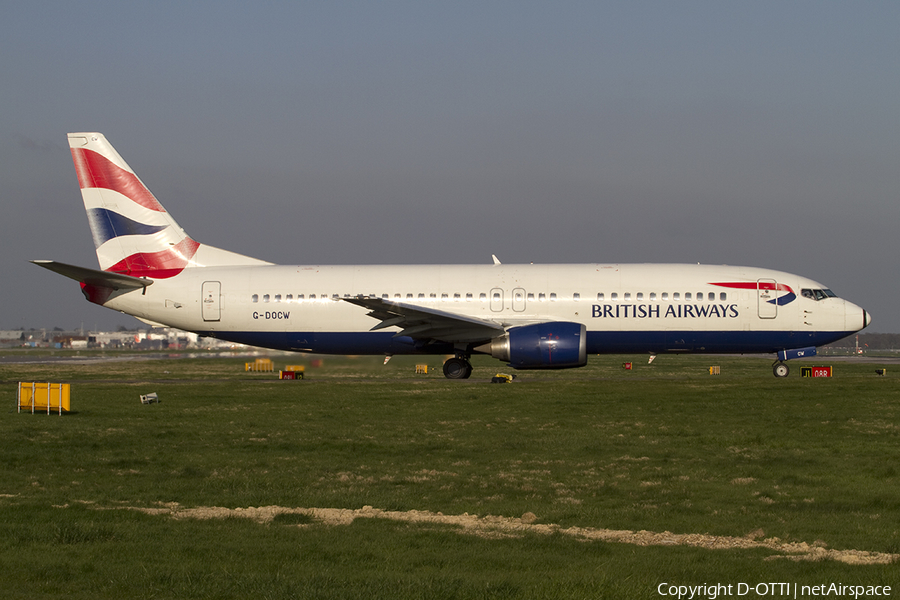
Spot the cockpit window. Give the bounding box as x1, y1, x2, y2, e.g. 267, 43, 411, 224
801, 288, 838, 301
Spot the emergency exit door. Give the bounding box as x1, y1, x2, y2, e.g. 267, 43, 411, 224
490, 288, 504, 312
512, 288, 526, 312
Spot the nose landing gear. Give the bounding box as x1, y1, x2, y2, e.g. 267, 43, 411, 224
773, 361, 790, 378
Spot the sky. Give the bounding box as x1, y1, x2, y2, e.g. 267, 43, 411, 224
2, 1, 898, 333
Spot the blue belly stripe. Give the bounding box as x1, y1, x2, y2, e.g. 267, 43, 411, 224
195, 329, 856, 357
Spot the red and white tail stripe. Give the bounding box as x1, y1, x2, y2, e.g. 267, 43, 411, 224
68, 133, 269, 278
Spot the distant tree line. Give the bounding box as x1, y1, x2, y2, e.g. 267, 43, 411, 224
826, 333, 900, 351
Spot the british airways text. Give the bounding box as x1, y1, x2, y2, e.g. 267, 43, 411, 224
592, 304, 739, 319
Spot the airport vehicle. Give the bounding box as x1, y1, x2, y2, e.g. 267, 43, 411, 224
33, 133, 871, 378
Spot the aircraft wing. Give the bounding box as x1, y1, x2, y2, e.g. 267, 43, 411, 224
342, 296, 504, 343
31, 260, 153, 291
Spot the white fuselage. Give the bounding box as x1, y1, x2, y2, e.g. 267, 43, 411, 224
99, 262, 867, 357
44, 133, 871, 378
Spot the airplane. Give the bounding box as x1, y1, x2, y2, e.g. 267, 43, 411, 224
33, 132, 871, 379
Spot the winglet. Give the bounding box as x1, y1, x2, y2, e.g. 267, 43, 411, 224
492, 254, 501, 265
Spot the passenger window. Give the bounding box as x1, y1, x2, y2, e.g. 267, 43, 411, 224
685, 293, 691, 300
660, 292, 667, 300
624, 293, 631, 300
696, 292, 703, 301
394, 293, 401, 299
263, 294, 270, 303
708, 292, 715, 301
636, 292, 643, 300
539, 293, 546, 301
442, 293, 449, 300
407, 293, 413, 299
479, 293, 487, 301
527, 293, 534, 301
719, 292, 727, 301
275, 294, 282, 302
252, 294, 259, 303
573, 293, 580, 301
550, 293, 557, 301
673, 292, 680, 300
309, 294, 316, 300
418, 293, 425, 299
466, 293, 473, 301
611, 292, 618, 300
651, 292, 658, 300
597, 293, 604, 301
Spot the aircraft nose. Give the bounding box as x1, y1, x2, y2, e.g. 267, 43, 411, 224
845, 302, 870, 332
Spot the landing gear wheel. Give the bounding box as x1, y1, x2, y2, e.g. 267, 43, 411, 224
773, 362, 790, 378
443, 357, 472, 380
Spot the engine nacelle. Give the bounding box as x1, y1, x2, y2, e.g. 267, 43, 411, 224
478, 322, 587, 370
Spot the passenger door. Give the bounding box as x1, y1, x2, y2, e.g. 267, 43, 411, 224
757, 279, 777, 319
202, 281, 221, 322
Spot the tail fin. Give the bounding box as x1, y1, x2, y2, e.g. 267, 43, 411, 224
68, 132, 269, 278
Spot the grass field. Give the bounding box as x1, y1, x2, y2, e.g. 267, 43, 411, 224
1, 350, 898, 599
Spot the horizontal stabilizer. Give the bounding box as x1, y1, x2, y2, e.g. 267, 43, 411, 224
31, 260, 153, 291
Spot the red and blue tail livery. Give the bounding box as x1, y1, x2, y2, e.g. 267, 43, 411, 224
70, 135, 200, 278
33, 132, 870, 378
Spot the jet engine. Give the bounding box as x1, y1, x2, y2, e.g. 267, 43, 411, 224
476, 322, 587, 369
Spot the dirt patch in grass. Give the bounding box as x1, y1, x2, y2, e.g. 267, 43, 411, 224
115, 502, 897, 565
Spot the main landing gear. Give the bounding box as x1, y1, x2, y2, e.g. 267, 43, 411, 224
443, 355, 473, 379
773, 361, 790, 378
